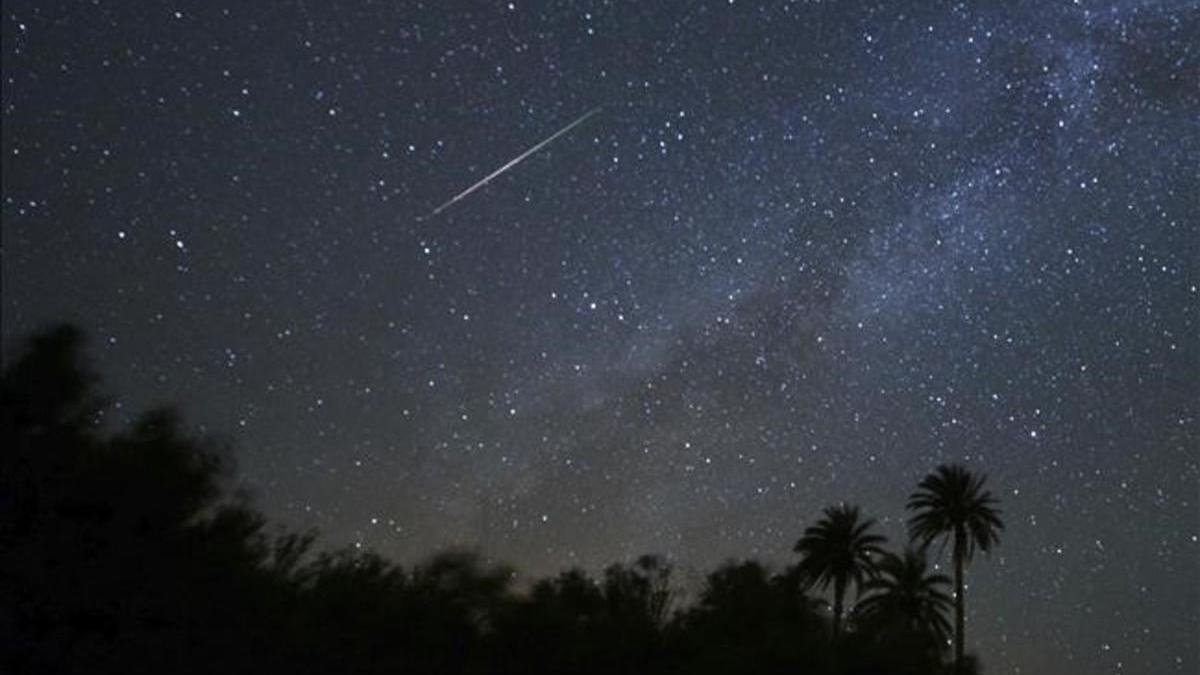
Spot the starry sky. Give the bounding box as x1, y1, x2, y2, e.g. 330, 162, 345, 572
2, 1, 1197, 672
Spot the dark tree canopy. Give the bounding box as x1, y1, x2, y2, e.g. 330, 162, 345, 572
1, 325, 990, 675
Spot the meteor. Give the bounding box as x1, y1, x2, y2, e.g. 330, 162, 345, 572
424, 106, 601, 218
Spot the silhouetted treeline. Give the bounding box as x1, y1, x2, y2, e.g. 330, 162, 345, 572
2, 325, 996, 675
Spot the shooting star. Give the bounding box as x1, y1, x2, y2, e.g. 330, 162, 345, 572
424, 106, 602, 219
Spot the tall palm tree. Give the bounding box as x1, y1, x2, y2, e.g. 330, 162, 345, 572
793, 504, 886, 640
907, 464, 1004, 672
855, 548, 953, 647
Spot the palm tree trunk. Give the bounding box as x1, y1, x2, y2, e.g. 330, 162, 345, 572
833, 576, 845, 641
954, 528, 965, 672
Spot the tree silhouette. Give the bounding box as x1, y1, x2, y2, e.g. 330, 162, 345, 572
493, 558, 677, 675
793, 504, 886, 641
0, 323, 103, 435
676, 560, 829, 675
854, 548, 952, 652
2, 323, 1007, 675
603, 554, 676, 630
493, 568, 607, 674
1, 325, 286, 674
907, 464, 1004, 673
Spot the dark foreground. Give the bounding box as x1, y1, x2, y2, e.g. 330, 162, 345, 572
2, 325, 981, 675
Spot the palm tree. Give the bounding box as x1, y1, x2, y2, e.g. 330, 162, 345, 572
907, 464, 1004, 672
793, 504, 886, 640
855, 548, 953, 647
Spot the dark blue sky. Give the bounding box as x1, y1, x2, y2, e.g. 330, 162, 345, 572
3, 2, 1197, 672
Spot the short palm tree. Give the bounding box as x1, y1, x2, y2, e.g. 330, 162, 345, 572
907, 464, 1004, 672
793, 503, 886, 640
855, 548, 953, 647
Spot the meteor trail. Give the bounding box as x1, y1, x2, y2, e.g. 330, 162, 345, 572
425, 106, 601, 218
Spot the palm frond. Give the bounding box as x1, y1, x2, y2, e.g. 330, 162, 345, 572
906, 464, 1004, 562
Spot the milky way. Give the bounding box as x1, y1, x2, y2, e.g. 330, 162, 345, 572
2, 2, 1197, 673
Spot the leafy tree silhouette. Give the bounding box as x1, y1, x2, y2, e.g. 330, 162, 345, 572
855, 548, 952, 644
603, 554, 676, 631
675, 560, 829, 675
1, 325, 285, 674
908, 464, 1004, 673
296, 548, 413, 673
793, 504, 887, 642
600, 554, 676, 671
493, 568, 608, 674
853, 547, 953, 671
293, 546, 518, 675
1, 324, 103, 434
492, 557, 676, 675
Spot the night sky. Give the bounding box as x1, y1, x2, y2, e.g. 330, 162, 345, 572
3, 1, 1198, 673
